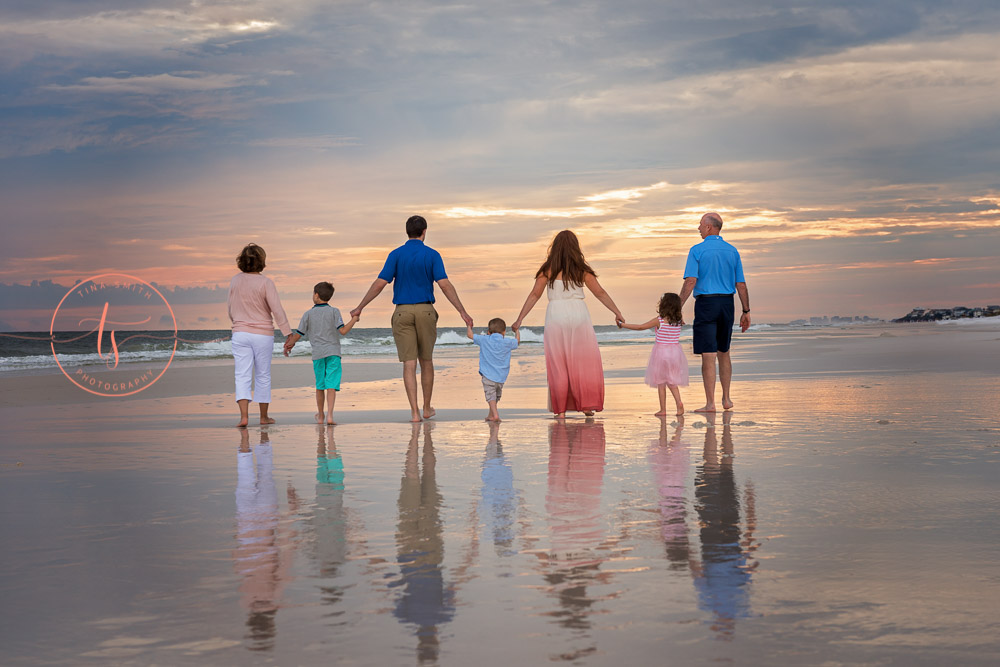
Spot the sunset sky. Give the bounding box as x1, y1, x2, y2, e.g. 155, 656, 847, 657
2, 1, 999, 330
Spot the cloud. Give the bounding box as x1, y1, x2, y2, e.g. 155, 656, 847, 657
2, 1, 1000, 320
248, 135, 361, 150
43, 72, 257, 94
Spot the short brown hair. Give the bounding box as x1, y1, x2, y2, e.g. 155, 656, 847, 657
314, 281, 334, 302
487, 317, 506, 334
237, 243, 266, 273
406, 215, 428, 238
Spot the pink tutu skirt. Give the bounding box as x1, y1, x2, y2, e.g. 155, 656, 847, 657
644, 343, 689, 387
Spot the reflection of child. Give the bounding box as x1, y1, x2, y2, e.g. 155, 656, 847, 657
466, 317, 520, 422
620, 293, 689, 416
283, 282, 359, 424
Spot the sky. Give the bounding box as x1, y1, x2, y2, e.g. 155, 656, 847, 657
2, 0, 999, 330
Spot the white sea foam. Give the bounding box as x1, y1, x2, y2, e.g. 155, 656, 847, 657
437, 330, 471, 346
936, 315, 1000, 326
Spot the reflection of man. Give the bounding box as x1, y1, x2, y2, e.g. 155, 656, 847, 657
693, 411, 755, 638
352, 215, 474, 423
679, 212, 751, 412
393, 422, 454, 662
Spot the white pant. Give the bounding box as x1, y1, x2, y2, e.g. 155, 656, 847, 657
233, 331, 274, 404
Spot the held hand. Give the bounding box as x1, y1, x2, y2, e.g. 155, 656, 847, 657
511, 319, 521, 332
282, 345, 291, 357
350, 307, 362, 320
462, 311, 474, 328
740, 312, 751, 333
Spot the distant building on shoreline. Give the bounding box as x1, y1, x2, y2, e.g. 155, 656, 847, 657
895, 305, 1000, 322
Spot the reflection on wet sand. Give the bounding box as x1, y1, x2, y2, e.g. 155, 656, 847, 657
649, 416, 694, 570
481, 420, 519, 557
233, 429, 299, 651
538, 420, 608, 660
311, 425, 348, 611
392, 422, 455, 664
692, 411, 758, 638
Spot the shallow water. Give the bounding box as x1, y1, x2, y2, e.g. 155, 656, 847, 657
2, 370, 999, 665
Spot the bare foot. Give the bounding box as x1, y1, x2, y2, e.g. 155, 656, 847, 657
314, 412, 325, 424
553, 412, 566, 419
583, 410, 595, 416
693, 405, 716, 413
676, 406, 685, 416
654, 411, 668, 417
722, 399, 734, 410
260, 417, 276, 424
423, 407, 436, 420
236, 417, 248, 428
326, 415, 337, 425
410, 412, 422, 423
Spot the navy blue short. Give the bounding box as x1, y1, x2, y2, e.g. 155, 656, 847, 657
693, 295, 734, 354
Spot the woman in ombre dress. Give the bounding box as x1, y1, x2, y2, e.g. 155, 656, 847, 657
511, 230, 624, 418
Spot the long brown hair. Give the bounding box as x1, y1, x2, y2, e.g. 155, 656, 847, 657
658, 292, 682, 325
536, 230, 596, 289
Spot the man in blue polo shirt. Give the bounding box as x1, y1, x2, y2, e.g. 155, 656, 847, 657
351, 215, 474, 422
679, 212, 751, 413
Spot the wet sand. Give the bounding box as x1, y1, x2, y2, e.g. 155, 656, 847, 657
1, 321, 999, 665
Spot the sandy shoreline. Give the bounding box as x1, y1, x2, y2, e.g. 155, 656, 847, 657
2, 321, 999, 664
2, 320, 997, 415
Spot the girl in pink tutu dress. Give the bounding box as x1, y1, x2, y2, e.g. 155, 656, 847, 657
621, 293, 689, 416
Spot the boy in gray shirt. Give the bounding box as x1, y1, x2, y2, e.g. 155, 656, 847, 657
283, 281, 359, 424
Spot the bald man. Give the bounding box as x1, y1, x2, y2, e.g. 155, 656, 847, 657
678, 212, 751, 412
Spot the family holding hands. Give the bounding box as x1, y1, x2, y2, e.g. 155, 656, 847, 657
227, 212, 750, 427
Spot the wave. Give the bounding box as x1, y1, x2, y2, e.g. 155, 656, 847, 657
935, 315, 1000, 326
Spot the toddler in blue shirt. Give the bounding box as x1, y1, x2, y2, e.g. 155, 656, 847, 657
466, 317, 520, 422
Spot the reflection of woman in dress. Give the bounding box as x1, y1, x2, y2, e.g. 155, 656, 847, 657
227, 243, 292, 427
511, 230, 624, 417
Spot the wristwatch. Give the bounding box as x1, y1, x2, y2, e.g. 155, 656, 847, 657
742, 309, 750, 313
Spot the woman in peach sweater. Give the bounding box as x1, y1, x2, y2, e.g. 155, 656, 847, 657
228, 244, 292, 427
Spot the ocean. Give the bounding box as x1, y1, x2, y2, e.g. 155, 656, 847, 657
1, 322, 816, 373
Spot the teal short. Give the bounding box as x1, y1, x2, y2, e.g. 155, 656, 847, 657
312, 355, 343, 391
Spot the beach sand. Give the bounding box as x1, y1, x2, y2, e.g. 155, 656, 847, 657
1, 321, 999, 665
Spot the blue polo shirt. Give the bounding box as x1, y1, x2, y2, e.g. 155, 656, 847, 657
683, 235, 745, 296
377, 239, 448, 305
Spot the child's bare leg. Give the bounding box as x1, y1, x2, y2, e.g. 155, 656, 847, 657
236, 399, 250, 428
259, 402, 275, 425
667, 384, 684, 415
326, 389, 337, 425
486, 398, 500, 422
315, 389, 326, 423
655, 385, 668, 416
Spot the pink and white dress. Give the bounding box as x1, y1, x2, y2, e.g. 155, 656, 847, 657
645, 318, 689, 387
544, 281, 605, 414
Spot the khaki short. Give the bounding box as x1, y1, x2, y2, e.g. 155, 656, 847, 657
481, 375, 504, 403
391, 303, 438, 361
